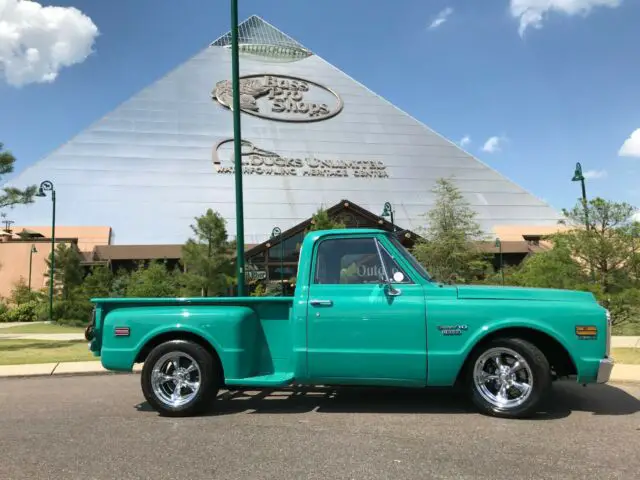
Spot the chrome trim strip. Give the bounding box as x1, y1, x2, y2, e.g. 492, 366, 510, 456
605, 310, 612, 357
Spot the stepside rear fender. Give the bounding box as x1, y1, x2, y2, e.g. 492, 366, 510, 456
100, 305, 259, 378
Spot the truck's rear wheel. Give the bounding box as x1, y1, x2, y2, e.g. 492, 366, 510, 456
466, 337, 551, 419
141, 339, 220, 417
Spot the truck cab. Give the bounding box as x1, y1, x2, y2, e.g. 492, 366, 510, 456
86, 228, 614, 419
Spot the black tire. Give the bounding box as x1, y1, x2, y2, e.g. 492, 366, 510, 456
465, 337, 551, 419
141, 339, 221, 417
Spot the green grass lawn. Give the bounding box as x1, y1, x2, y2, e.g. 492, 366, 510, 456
0, 323, 84, 334
0, 339, 94, 365
611, 348, 640, 365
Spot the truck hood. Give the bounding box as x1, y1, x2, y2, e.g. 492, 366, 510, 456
455, 285, 596, 303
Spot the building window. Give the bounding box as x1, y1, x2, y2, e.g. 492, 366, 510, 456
268, 231, 303, 263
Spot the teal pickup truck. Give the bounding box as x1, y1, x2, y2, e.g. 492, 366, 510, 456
85, 228, 614, 419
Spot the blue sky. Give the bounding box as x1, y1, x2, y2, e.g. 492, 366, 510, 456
1, 0, 639, 214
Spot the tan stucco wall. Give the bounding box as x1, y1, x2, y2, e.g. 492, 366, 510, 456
0, 240, 63, 300
491, 224, 570, 242
10, 225, 112, 252
0, 226, 111, 301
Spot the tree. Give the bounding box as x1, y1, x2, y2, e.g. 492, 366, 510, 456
0, 142, 36, 211
560, 197, 639, 294
307, 207, 345, 231
80, 265, 114, 299
126, 261, 182, 297
44, 243, 84, 300
9, 278, 42, 305
492, 234, 590, 290
412, 177, 490, 283
181, 209, 235, 297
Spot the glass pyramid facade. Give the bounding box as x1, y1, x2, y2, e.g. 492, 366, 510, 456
3, 15, 561, 245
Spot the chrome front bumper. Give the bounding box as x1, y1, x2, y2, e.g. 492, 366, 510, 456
596, 357, 615, 383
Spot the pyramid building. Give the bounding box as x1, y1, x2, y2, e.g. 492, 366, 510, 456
4, 16, 561, 246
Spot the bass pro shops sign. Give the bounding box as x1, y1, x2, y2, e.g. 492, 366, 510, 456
213, 74, 343, 122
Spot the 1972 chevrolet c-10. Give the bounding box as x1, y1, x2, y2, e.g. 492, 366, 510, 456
85, 228, 614, 419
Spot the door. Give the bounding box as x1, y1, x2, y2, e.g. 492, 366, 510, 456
306, 235, 427, 385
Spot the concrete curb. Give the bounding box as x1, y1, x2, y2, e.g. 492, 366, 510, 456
0, 361, 142, 379
0, 361, 638, 383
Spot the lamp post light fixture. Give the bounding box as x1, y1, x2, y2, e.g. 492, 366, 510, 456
35, 180, 55, 322
571, 162, 590, 231
271, 227, 284, 296
381, 202, 396, 232
230, 0, 246, 297
2, 218, 14, 233
495, 237, 504, 285
28, 245, 37, 291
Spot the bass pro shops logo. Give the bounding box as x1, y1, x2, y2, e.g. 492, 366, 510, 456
212, 74, 343, 122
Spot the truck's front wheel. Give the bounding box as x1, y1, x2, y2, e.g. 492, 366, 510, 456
466, 337, 551, 419
141, 339, 220, 417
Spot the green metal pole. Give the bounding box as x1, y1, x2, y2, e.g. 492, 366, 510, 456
28, 247, 34, 291
500, 245, 504, 285
230, 0, 245, 296
49, 190, 56, 321
580, 178, 589, 231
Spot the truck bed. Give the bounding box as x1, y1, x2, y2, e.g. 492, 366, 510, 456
90, 296, 296, 385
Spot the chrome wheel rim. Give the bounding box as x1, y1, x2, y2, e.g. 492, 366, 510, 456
151, 352, 201, 408
473, 347, 534, 410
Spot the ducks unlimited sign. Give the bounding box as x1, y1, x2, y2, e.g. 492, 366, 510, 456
213, 139, 389, 178
213, 74, 343, 122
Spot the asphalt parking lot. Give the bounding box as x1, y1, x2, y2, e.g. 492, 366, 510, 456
0, 374, 638, 480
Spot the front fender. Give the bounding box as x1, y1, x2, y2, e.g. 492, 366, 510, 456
427, 317, 576, 387
462, 318, 575, 363
99, 305, 259, 378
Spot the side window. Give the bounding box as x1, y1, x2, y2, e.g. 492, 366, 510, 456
314, 238, 384, 285
379, 244, 413, 284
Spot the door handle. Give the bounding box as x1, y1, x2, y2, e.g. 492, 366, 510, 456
310, 299, 333, 307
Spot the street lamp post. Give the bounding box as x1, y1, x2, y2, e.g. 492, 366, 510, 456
271, 227, 284, 296
381, 202, 395, 232
571, 162, 589, 231
495, 237, 504, 285
28, 245, 37, 291
35, 180, 55, 322
230, 0, 246, 296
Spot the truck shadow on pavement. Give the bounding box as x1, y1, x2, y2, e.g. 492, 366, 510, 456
135, 381, 639, 420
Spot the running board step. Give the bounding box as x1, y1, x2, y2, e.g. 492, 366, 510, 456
225, 372, 294, 387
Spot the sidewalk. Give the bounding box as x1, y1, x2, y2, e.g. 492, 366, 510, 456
0, 361, 143, 378
0, 333, 85, 341
0, 360, 638, 383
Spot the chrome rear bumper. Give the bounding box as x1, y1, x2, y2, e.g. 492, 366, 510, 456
596, 357, 615, 383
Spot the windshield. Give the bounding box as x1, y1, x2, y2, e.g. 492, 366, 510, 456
386, 234, 432, 282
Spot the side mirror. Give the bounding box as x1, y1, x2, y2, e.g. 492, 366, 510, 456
379, 269, 401, 297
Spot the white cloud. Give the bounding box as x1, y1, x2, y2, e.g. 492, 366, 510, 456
632, 211, 640, 222
510, 0, 623, 37
583, 169, 607, 179
0, 0, 99, 87
459, 135, 471, 147
619, 128, 640, 158
428, 7, 454, 30
482, 136, 503, 153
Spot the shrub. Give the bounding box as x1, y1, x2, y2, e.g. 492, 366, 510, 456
0, 300, 9, 322
52, 298, 94, 326
3, 301, 39, 322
